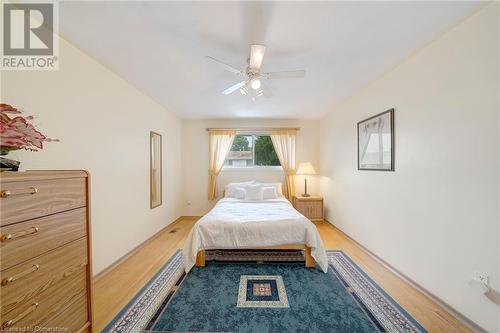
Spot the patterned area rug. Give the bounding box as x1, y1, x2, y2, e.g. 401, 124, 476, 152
102, 250, 427, 333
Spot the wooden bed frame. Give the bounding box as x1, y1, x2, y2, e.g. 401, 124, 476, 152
195, 244, 316, 268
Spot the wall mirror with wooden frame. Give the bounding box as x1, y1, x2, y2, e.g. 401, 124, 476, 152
150, 131, 162, 208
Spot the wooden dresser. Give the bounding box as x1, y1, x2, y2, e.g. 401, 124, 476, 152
293, 195, 324, 223
0, 171, 92, 332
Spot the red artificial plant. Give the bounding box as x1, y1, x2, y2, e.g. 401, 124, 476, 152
0, 103, 58, 154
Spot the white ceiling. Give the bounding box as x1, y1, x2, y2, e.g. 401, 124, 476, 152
59, 1, 480, 119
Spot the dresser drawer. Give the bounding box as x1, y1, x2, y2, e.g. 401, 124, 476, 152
0, 177, 86, 226
43, 293, 89, 333
1, 238, 88, 315
1, 266, 87, 330
0, 208, 87, 270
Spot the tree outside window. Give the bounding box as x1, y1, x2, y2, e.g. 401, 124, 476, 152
254, 136, 280, 166
224, 135, 280, 167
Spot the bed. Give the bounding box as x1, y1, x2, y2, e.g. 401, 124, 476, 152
183, 184, 328, 273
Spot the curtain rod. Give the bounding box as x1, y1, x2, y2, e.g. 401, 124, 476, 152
206, 127, 300, 131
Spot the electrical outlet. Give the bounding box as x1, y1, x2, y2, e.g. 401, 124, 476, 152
473, 271, 489, 285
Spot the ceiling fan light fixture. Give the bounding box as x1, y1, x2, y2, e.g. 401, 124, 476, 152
207, 44, 305, 98
251, 79, 261, 90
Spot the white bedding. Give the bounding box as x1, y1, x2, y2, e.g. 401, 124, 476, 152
183, 197, 328, 273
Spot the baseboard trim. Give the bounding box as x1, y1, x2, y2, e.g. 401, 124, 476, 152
93, 216, 185, 282
324, 219, 487, 333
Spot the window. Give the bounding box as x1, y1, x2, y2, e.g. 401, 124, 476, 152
224, 135, 281, 168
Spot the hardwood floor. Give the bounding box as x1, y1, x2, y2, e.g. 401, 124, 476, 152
92, 218, 471, 333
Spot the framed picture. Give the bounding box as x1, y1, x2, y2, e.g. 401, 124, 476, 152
150, 131, 162, 208
357, 109, 394, 171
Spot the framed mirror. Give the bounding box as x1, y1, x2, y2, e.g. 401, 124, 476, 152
150, 131, 162, 208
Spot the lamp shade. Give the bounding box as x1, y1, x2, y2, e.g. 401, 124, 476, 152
296, 162, 316, 175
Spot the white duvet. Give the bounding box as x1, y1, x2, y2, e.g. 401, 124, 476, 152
183, 197, 328, 273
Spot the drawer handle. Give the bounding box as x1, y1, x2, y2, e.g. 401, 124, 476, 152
2, 302, 39, 328
1, 264, 40, 286
0, 186, 38, 198
1, 227, 39, 242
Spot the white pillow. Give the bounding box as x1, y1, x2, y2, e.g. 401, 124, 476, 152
233, 187, 246, 200
262, 186, 278, 200
255, 182, 283, 196
225, 181, 254, 198
245, 184, 264, 201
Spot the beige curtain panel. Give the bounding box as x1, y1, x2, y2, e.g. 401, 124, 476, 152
208, 130, 236, 200
270, 129, 297, 200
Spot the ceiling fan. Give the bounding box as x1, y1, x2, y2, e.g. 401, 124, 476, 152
206, 44, 305, 97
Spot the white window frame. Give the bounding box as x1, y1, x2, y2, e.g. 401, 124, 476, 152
223, 132, 282, 170
223, 165, 283, 171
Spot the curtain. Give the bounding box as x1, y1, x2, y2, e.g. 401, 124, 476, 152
270, 129, 297, 200
208, 130, 236, 200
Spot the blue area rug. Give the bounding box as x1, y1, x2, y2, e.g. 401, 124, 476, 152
102, 250, 427, 333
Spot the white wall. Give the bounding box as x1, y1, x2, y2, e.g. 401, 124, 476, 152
319, 4, 499, 331
1, 36, 183, 275
498, 6, 500, 330
182, 119, 320, 216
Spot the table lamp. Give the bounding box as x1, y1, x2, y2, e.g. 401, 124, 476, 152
296, 162, 316, 197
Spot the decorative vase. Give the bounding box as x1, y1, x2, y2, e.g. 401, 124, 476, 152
0, 148, 20, 171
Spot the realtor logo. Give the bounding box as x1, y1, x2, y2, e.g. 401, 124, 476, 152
1, 2, 58, 70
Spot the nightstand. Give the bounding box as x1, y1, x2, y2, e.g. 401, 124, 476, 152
293, 195, 324, 223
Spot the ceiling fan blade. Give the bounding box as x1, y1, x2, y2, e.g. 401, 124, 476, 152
205, 56, 242, 75
222, 80, 247, 95
249, 44, 266, 70
258, 82, 273, 98
262, 88, 273, 98
264, 70, 306, 79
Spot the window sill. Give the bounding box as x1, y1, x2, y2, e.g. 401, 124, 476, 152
222, 166, 283, 172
